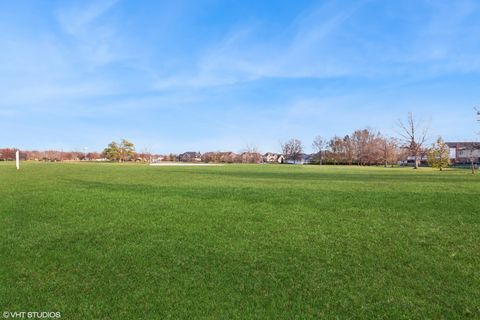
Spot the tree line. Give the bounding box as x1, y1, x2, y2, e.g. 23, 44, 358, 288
0, 149, 99, 162
2, 113, 478, 172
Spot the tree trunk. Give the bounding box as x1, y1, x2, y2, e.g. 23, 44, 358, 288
471, 160, 475, 175
414, 154, 419, 169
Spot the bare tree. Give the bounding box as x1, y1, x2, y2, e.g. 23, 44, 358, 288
351, 128, 383, 166
243, 143, 259, 154
140, 147, 153, 163
327, 136, 343, 165
464, 142, 480, 174
380, 137, 399, 167
468, 108, 480, 174
241, 144, 262, 163
281, 139, 303, 164
398, 112, 429, 169
326, 135, 354, 165
312, 136, 325, 165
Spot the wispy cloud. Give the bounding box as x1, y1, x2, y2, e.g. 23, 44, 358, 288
154, 1, 361, 90
0, 0, 127, 109
57, 0, 120, 35
56, 0, 123, 66
154, 0, 480, 91
1, 0, 479, 151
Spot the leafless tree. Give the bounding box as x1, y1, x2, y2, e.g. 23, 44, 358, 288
241, 144, 262, 163
242, 143, 259, 154
351, 128, 383, 166
327, 136, 343, 165
326, 135, 353, 165
312, 136, 325, 165
398, 112, 429, 169
465, 142, 480, 174
467, 108, 480, 173
380, 137, 399, 167
281, 139, 303, 164
139, 147, 153, 163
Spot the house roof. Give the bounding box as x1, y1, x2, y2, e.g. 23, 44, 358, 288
446, 142, 480, 148
179, 152, 201, 156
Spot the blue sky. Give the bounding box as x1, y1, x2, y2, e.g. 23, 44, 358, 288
1, 0, 480, 153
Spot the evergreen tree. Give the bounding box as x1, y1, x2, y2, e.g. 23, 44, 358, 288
427, 137, 450, 171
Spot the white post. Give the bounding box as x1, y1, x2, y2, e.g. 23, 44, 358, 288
16, 150, 20, 170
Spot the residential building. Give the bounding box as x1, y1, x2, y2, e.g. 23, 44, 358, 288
446, 142, 480, 164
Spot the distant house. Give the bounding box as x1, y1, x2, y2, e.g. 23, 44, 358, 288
302, 153, 314, 164
151, 156, 165, 163
446, 142, 480, 164
178, 152, 202, 162
284, 153, 313, 165
402, 155, 429, 166
263, 152, 276, 163
263, 153, 284, 164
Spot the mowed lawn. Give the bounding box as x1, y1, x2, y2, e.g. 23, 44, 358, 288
1, 162, 479, 319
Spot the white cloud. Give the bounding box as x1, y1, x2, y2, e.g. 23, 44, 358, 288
152, 0, 480, 92
56, 0, 122, 66
56, 0, 120, 36
0, 0, 131, 109
153, 1, 360, 90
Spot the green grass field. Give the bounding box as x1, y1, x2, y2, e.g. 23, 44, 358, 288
1, 162, 479, 319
